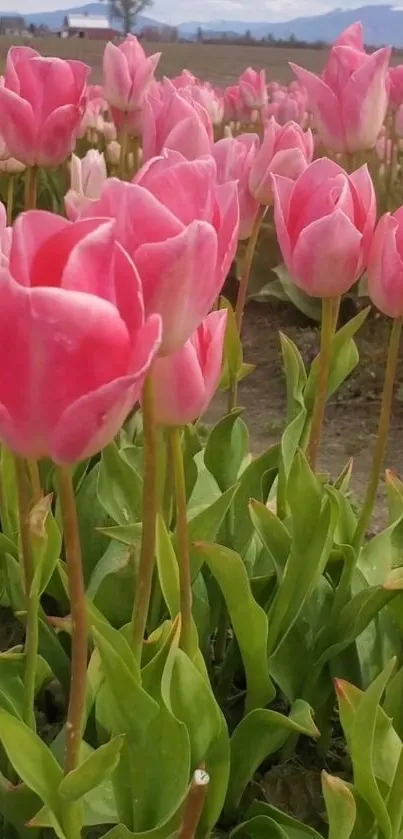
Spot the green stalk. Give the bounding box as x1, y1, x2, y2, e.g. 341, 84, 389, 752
353, 317, 402, 551
57, 465, 88, 775
131, 374, 158, 666
24, 166, 38, 211
14, 456, 37, 731
307, 297, 338, 471
169, 427, 192, 657
119, 119, 129, 180
6, 176, 14, 225
228, 205, 266, 412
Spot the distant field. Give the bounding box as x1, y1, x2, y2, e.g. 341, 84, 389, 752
0, 36, 401, 86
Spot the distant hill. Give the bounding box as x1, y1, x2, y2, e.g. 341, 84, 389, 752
4, 2, 403, 46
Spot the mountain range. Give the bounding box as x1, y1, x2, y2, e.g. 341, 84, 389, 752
6, 2, 403, 47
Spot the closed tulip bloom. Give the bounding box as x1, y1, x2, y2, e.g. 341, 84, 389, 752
0, 203, 12, 266
367, 208, 403, 317
239, 67, 268, 109
0, 46, 89, 166
272, 157, 376, 297
142, 80, 213, 162
291, 23, 391, 153
213, 134, 260, 239
103, 35, 160, 115
65, 150, 107, 221
151, 310, 227, 426
82, 151, 239, 354
249, 118, 313, 205
224, 84, 255, 124
0, 212, 161, 463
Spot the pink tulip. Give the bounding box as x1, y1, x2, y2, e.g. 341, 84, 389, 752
238, 67, 268, 109
142, 79, 213, 162
224, 84, 255, 124
103, 35, 160, 121
249, 118, 313, 205
272, 157, 376, 297
396, 104, 403, 138
171, 70, 199, 89
151, 309, 227, 425
333, 21, 365, 49
291, 23, 391, 153
367, 208, 403, 317
389, 65, 403, 110
81, 151, 238, 354
188, 83, 224, 126
0, 203, 12, 266
0, 212, 162, 463
0, 46, 89, 167
65, 150, 107, 221
213, 134, 260, 239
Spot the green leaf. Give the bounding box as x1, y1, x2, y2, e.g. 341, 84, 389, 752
220, 296, 243, 385
76, 463, 110, 580
278, 333, 307, 493
0, 650, 52, 719
30, 495, 62, 598
249, 499, 291, 580
155, 516, 198, 655
304, 307, 370, 411
0, 771, 41, 839
87, 541, 135, 627
170, 648, 222, 768
59, 736, 125, 802
232, 447, 279, 556
272, 265, 322, 322
247, 800, 324, 838
97, 442, 142, 525
204, 412, 248, 491
225, 700, 319, 814
186, 484, 240, 578
200, 709, 230, 835
231, 815, 286, 839
0, 709, 63, 816
193, 542, 275, 710
322, 772, 356, 839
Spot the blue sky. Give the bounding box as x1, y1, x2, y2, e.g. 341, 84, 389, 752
3, 0, 401, 23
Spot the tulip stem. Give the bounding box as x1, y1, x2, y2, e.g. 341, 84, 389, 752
14, 456, 37, 731
131, 374, 158, 666
169, 426, 192, 657
119, 119, 129, 180
27, 458, 41, 504
353, 317, 402, 551
25, 166, 38, 211
177, 769, 210, 839
6, 176, 14, 225
229, 205, 266, 412
57, 465, 88, 775
307, 296, 338, 471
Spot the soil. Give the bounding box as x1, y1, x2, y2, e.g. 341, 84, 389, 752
208, 299, 403, 533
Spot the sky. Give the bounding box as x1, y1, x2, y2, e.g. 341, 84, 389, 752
1, 0, 401, 24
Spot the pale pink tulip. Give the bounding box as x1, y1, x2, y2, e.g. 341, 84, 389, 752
239, 67, 268, 109
106, 140, 121, 166
395, 104, 403, 138
291, 23, 391, 152
188, 83, 224, 126
0, 46, 89, 167
65, 150, 107, 221
79, 96, 106, 138
151, 310, 227, 425
272, 157, 376, 297
367, 208, 403, 317
249, 118, 313, 205
142, 79, 213, 162
0, 203, 12, 265
224, 84, 255, 124
171, 70, 199, 89
213, 134, 260, 239
389, 65, 403, 110
0, 212, 162, 463
82, 151, 239, 354
103, 35, 160, 119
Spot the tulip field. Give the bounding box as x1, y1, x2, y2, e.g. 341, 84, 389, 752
2, 20, 403, 839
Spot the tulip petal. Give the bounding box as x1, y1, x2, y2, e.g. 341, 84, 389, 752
0, 87, 36, 166
152, 341, 205, 426
349, 164, 377, 259
290, 63, 345, 152
135, 219, 218, 355
10, 211, 70, 286
292, 209, 363, 297
39, 104, 81, 167
103, 41, 132, 110
215, 181, 240, 287
271, 173, 295, 269
51, 314, 162, 463
162, 115, 212, 161
343, 47, 391, 151
135, 154, 217, 225
367, 213, 403, 318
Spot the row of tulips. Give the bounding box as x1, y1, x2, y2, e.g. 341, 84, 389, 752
1, 17, 403, 839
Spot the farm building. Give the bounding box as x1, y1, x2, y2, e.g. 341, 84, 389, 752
60, 13, 117, 40
0, 16, 25, 36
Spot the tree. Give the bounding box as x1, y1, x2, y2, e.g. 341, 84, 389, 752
108, 0, 153, 35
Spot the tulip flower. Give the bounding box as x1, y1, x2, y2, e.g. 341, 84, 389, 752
151, 310, 227, 426
0, 203, 12, 266
389, 65, 403, 110
142, 80, 213, 162
188, 83, 224, 126
291, 23, 391, 153
367, 208, 403, 317
249, 118, 313, 205
0, 46, 90, 167
81, 151, 239, 354
239, 67, 268, 109
65, 150, 107, 221
213, 134, 260, 239
103, 35, 161, 131
272, 157, 376, 297
0, 212, 161, 463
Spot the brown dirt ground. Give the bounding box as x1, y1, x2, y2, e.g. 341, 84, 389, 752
208, 300, 403, 532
